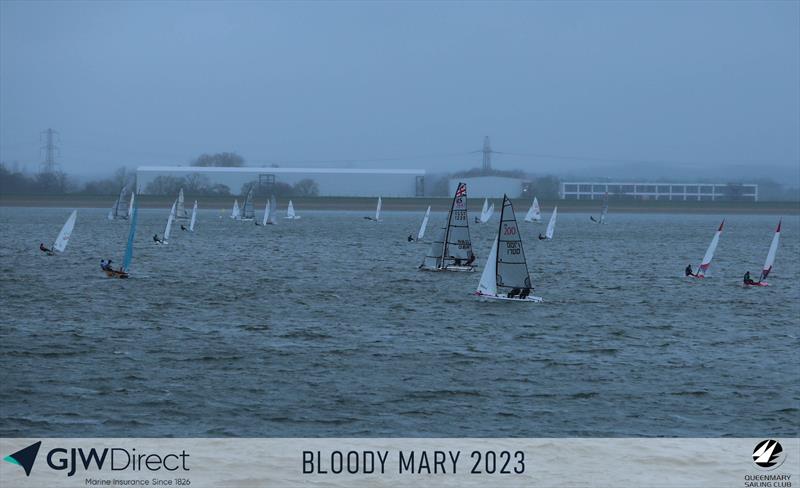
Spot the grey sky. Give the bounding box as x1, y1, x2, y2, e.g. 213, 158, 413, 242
1, 1, 798, 182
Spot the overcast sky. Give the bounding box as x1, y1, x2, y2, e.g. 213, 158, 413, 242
1, 1, 798, 182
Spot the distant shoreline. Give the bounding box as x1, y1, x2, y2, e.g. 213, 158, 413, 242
0, 193, 797, 214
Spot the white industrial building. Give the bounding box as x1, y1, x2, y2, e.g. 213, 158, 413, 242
136, 166, 425, 197
448, 176, 528, 198
560, 182, 759, 201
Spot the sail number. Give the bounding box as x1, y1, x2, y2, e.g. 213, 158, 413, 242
505, 241, 521, 255
503, 225, 517, 235
454, 210, 467, 220
457, 239, 470, 249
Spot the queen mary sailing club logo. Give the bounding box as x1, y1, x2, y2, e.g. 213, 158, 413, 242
752, 439, 786, 470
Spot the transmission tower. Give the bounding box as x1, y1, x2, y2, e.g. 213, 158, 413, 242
40, 128, 59, 173
482, 136, 492, 173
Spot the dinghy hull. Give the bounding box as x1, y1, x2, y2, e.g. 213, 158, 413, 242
475, 292, 542, 303
419, 265, 476, 273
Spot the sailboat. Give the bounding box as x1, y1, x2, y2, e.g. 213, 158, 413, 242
415, 206, 431, 241
43, 210, 77, 255
104, 197, 138, 278
267, 195, 278, 225
127, 192, 135, 219
364, 197, 382, 221
176, 188, 189, 220
257, 199, 270, 226
476, 195, 542, 302
478, 198, 494, 224
107, 186, 129, 220
230, 199, 241, 219
419, 182, 476, 272
240, 186, 255, 221
525, 197, 542, 223
748, 220, 781, 287
285, 200, 301, 220
538, 207, 557, 240
590, 192, 609, 224
691, 220, 724, 278
157, 201, 176, 245
189, 201, 198, 232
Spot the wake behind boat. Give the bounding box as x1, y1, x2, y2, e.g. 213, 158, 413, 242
475, 195, 542, 302
419, 182, 476, 272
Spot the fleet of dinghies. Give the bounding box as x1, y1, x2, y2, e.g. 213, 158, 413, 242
524, 197, 541, 223
45, 183, 787, 292
419, 182, 477, 272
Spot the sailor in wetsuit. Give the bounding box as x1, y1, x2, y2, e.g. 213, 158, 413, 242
153, 233, 162, 244
743, 271, 757, 285
408, 234, 414, 242
40, 242, 52, 253
685, 264, 696, 277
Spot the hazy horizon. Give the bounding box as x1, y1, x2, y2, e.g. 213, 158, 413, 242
1, 1, 798, 184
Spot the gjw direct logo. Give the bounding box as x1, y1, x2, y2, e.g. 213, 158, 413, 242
4, 441, 189, 477
752, 439, 786, 470
3, 441, 41, 476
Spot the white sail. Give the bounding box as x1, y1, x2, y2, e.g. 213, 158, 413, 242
189, 200, 197, 232
420, 182, 474, 270
545, 206, 557, 240
230, 199, 240, 219
176, 188, 188, 219
697, 220, 724, 277
760, 220, 781, 282
417, 206, 431, 240
127, 192, 135, 219
285, 200, 300, 219
268, 195, 278, 224
599, 192, 609, 224
109, 187, 128, 220
476, 237, 499, 296
525, 197, 541, 222
52, 210, 77, 253
241, 186, 255, 220
261, 200, 270, 226
480, 200, 494, 224
375, 197, 382, 221
163, 201, 176, 244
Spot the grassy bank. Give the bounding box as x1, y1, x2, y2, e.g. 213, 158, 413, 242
1, 193, 798, 214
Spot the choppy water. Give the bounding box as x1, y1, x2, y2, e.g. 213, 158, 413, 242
1, 206, 798, 437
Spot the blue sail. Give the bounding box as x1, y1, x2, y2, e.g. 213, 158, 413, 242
122, 197, 138, 271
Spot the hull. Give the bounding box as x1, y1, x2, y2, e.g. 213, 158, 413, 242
103, 269, 129, 279
744, 281, 769, 287
419, 265, 476, 273
475, 292, 542, 303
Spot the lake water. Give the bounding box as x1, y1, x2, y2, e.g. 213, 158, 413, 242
0, 206, 798, 437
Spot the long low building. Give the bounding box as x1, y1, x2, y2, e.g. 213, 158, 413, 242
560, 182, 759, 202
136, 166, 425, 197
